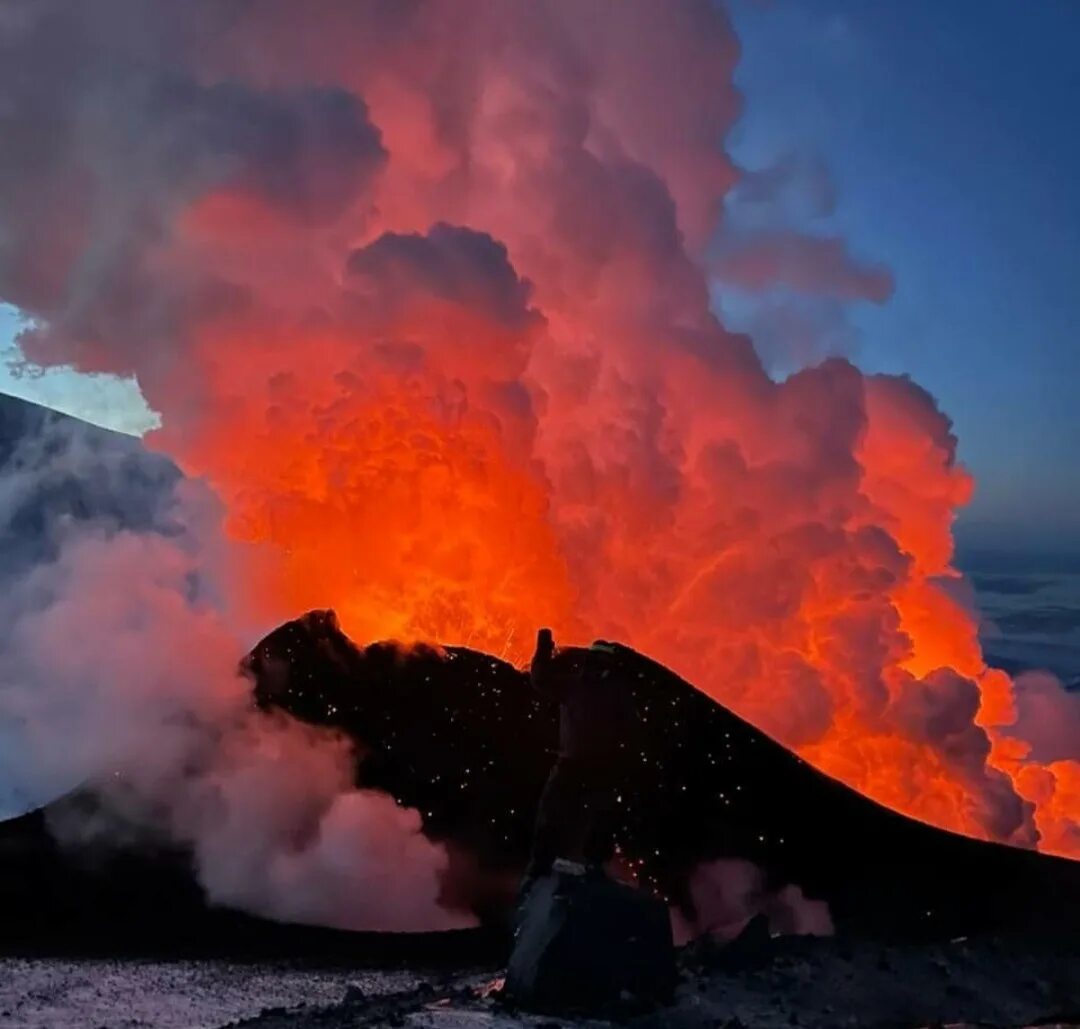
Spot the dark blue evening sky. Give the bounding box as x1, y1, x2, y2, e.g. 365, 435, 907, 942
725, 0, 1080, 553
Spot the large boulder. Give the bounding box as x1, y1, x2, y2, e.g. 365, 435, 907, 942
506, 870, 676, 1013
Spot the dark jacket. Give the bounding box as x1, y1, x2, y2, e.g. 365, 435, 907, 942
530, 642, 633, 760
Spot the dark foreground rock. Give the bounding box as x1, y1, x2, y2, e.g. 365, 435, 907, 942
0, 934, 1075, 1028
506, 870, 676, 1013
217, 932, 1080, 1029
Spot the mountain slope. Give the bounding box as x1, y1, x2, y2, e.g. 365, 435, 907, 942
247, 610, 1080, 940
0, 392, 178, 579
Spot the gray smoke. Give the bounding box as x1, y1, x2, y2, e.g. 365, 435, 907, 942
0, 398, 472, 930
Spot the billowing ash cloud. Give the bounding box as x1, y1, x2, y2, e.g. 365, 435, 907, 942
711, 150, 892, 375
0, 0, 1075, 915
0, 399, 470, 929
710, 233, 895, 303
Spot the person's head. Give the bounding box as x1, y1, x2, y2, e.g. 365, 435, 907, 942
536, 627, 555, 656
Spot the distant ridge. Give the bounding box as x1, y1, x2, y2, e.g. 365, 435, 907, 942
0, 392, 180, 577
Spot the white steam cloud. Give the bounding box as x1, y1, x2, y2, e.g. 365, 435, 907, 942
0, 412, 471, 931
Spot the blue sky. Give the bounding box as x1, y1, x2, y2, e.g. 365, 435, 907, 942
725, 0, 1080, 553
2, 2, 1078, 551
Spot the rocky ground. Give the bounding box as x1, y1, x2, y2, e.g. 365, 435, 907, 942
227, 930, 1080, 1029
0, 958, 426, 1029
1, 932, 1062, 1029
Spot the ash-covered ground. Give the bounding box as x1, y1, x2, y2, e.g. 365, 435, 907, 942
5, 933, 1074, 1029
0, 958, 423, 1029
222, 933, 1080, 1029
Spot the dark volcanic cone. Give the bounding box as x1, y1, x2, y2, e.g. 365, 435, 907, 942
1, 603, 1078, 954
247, 610, 1080, 941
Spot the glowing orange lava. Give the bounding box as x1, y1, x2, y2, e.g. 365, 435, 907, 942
157, 295, 1077, 858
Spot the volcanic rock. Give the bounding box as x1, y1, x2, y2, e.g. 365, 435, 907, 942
246, 609, 1080, 940
2, 597, 1078, 954
505, 869, 676, 1012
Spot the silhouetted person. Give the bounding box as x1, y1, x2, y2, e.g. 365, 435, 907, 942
523, 628, 636, 887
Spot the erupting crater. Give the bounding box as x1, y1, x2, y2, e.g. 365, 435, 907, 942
241, 609, 1080, 940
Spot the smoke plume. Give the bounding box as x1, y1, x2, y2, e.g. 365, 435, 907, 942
0, 411, 470, 930
672, 858, 834, 945
0, 0, 1075, 928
